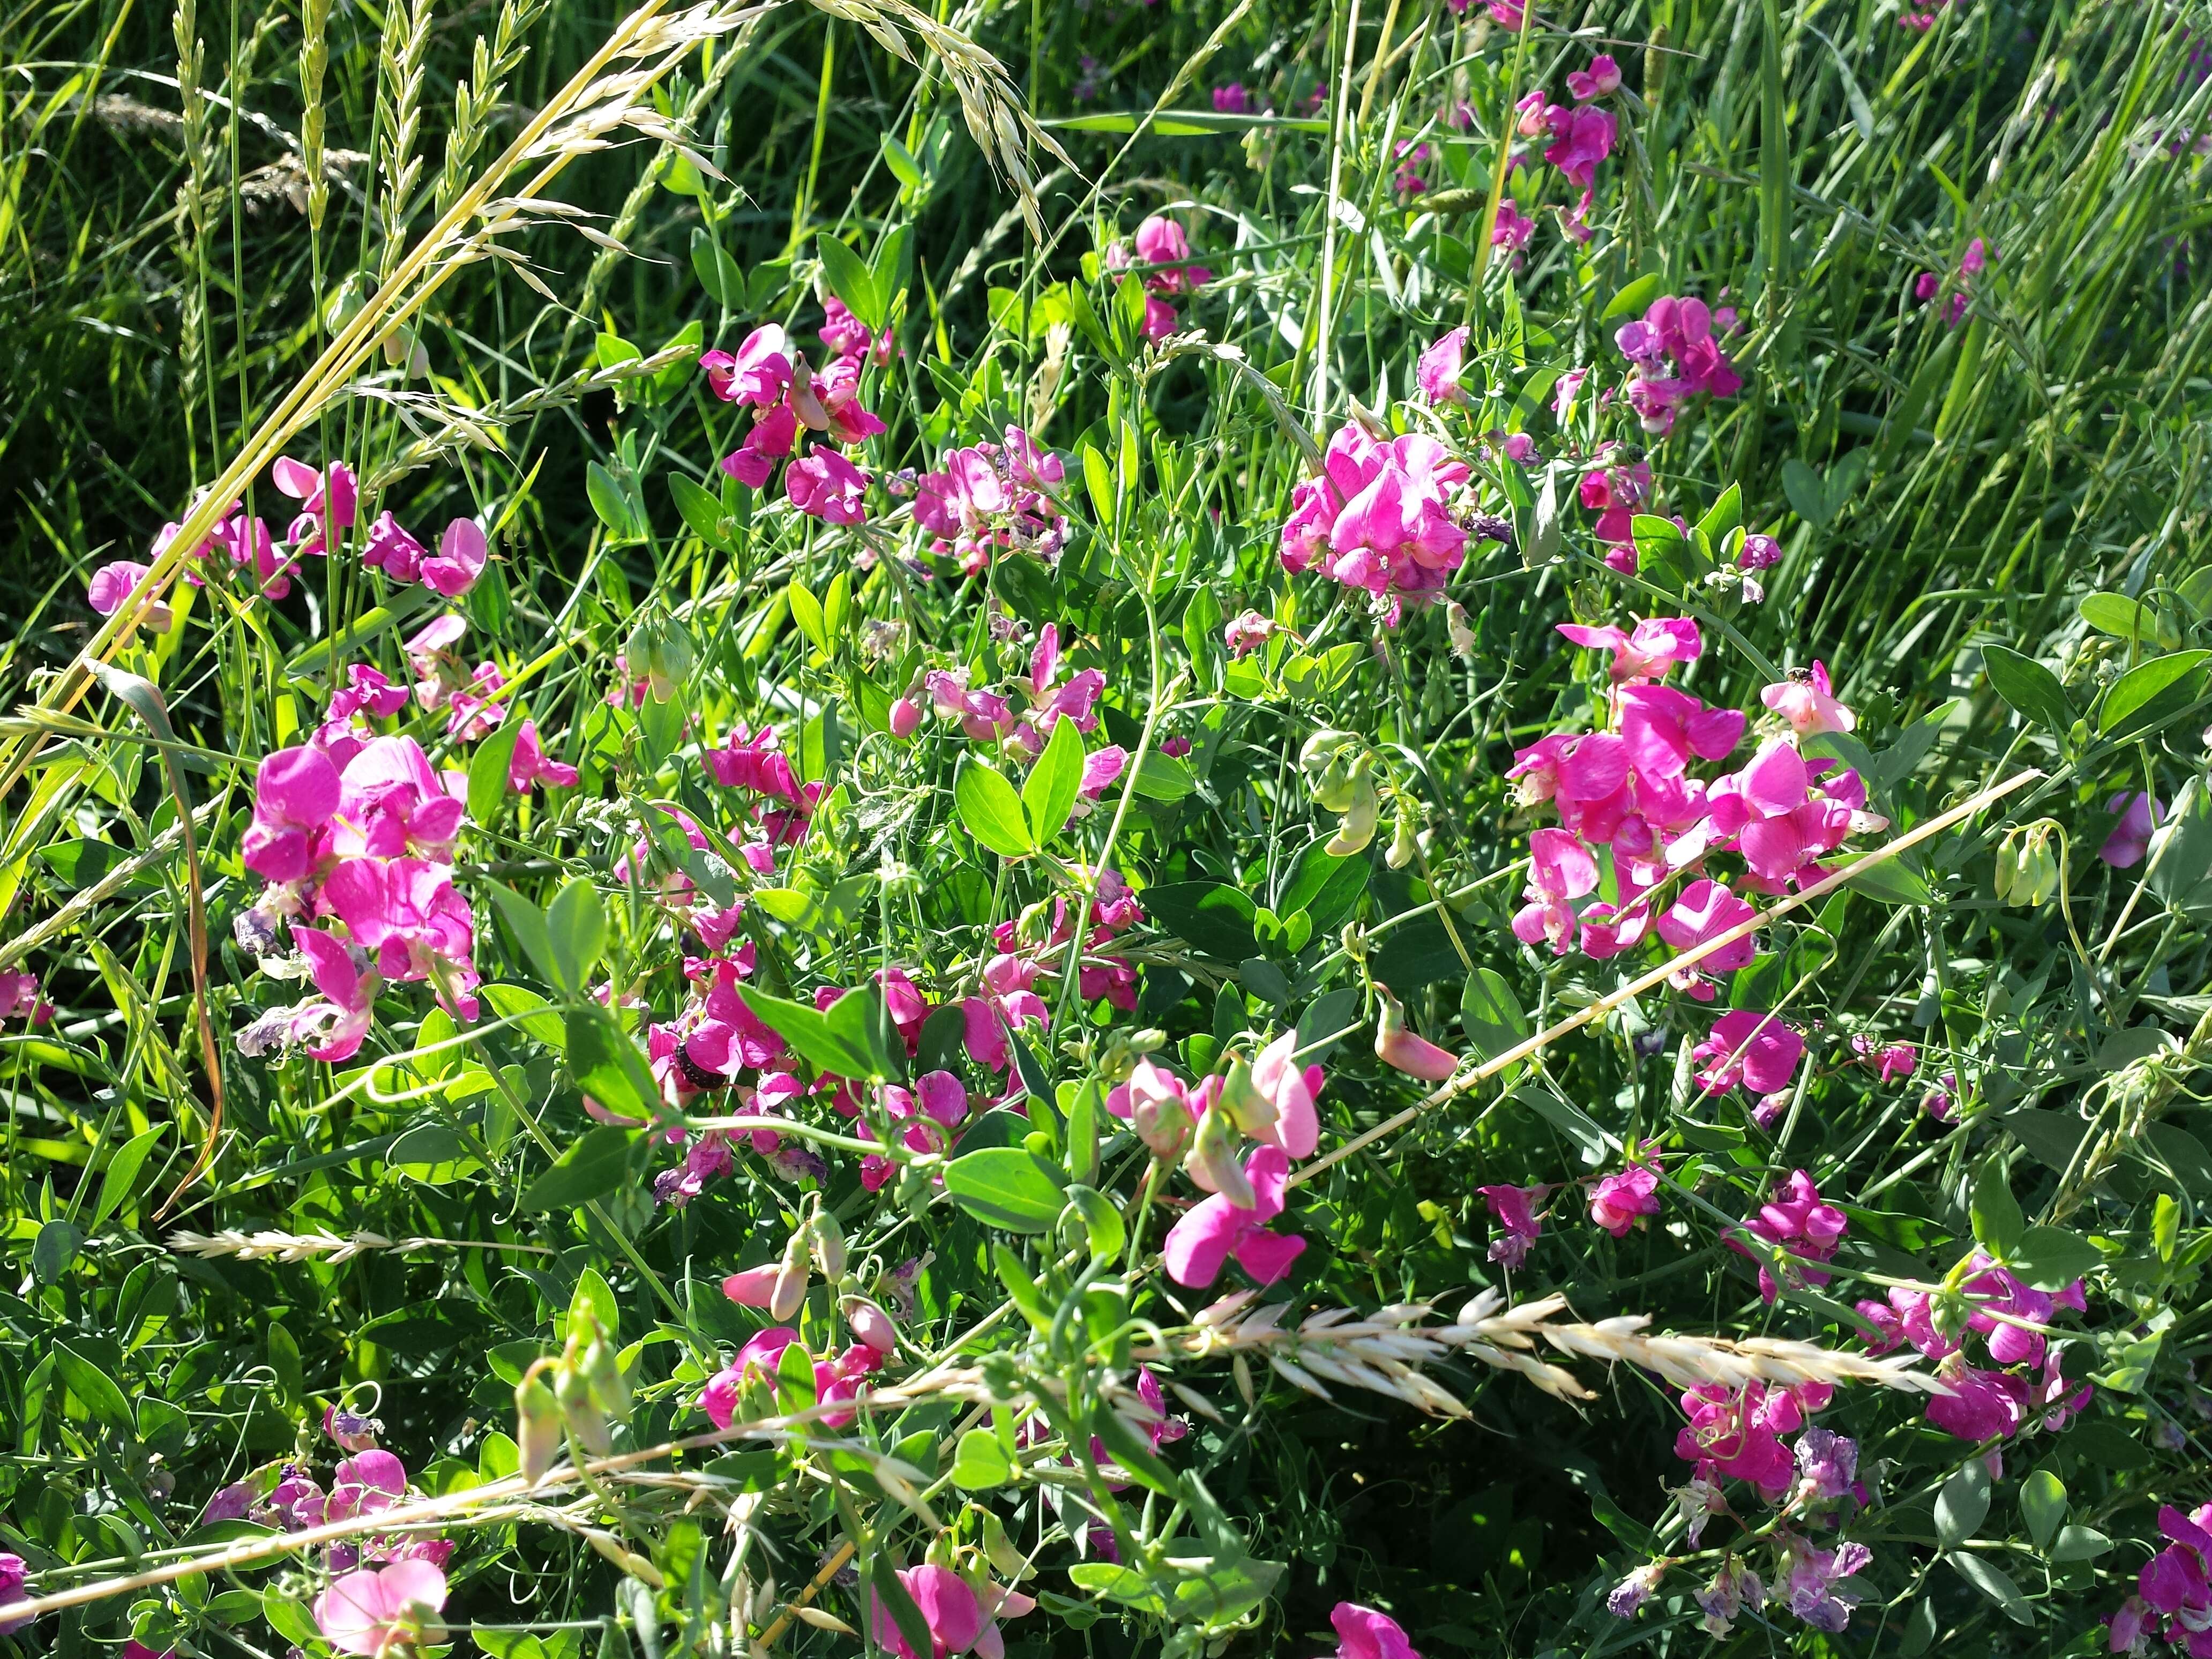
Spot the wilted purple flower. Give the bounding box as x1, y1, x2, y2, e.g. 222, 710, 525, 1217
1793, 1427, 1858, 1500
1606, 1560, 1666, 1619
1781, 1538, 1871, 1632
1695, 1564, 1763, 1637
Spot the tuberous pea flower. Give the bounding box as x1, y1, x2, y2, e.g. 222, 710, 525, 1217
1374, 991, 1459, 1080
1327, 1601, 1421, 1659
1416, 326, 1471, 404
1477, 1183, 1546, 1267
1606, 1560, 1665, 1618
1761, 661, 1855, 737
1589, 1161, 1661, 1237
421, 518, 488, 597
785, 449, 870, 524
1693, 1008, 1805, 1097
700, 325, 793, 407
2100, 791, 2163, 869
1162, 1144, 1306, 1289
1566, 53, 1623, 101
1556, 616, 1702, 682
312, 1560, 447, 1657
88, 561, 170, 629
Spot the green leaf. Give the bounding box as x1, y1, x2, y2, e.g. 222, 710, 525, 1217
787, 581, 827, 653
2020, 1469, 2067, 1551
1023, 715, 1085, 845
2080, 591, 2162, 641
951, 1428, 1017, 1489
1951, 1553, 2032, 1625
1142, 881, 1258, 961
1063, 1184, 1125, 1264
669, 473, 729, 548
1781, 458, 1832, 528
468, 719, 526, 823
943, 1147, 1068, 1232
2051, 1525, 2111, 1561
689, 227, 745, 308
32, 1219, 79, 1285
1697, 483, 1743, 546
519, 1124, 633, 1212
881, 131, 924, 190
1131, 751, 1197, 802
570, 1266, 621, 1342
1970, 1157, 2025, 1258
483, 983, 566, 1047
386, 1124, 483, 1184
736, 987, 870, 1078
1511, 1083, 1608, 1164
586, 462, 644, 541
2008, 1225, 2102, 1291
1460, 968, 1530, 1062
1935, 1459, 1990, 1547
823, 983, 906, 1081
1826, 853, 1933, 906
815, 232, 883, 332
2102, 649, 2211, 738
54, 1340, 136, 1434
90, 1125, 168, 1229
562, 1008, 660, 1121
1601, 273, 1663, 320
955, 759, 1035, 857
1982, 645, 2075, 733
545, 877, 608, 997
1082, 443, 1116, 528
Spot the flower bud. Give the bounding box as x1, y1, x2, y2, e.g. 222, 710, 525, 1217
811, 1209, 848, 1283
579, 1336, 632, 1425
846, 1297, 898, 1356
1326, 758, 1380, 856
624, 611, 693, 703
722, 1265, 781, 1308
1375, 991, 1459, 1081
1446, 602, 1476, 661
556, 1363, 612, 1455
1184, 1105, 1255, 1207
515, 1372, 564, 1484
890, 696, 923, 738
1386, 801, 1419, 869
772, 1227, 811, 1321
1127, 1070, 1193, 1163
1216, 1054, 1279, 1140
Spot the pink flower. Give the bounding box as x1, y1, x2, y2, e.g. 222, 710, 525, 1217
1132, 215, 1210, 295
700, 325, 793, 407
871, 1563, 984, 1659
1223, 610, 1273, 656
1557, 617, 1702, 682
818, 297, 876, 361
2101, 791, 2163, 868
0, 1553, 29, 1635
362, 513, 426, 582
243, 745, 343, 883
1163, 1145, 1306, 1288
1374, 991, 1460, 1079
312, 1560, 447, 1656
1543, 105, 1616, 187
1246, 1029, 1324, 1159
1675, 1379, 1828, 1497
0, 972, 52, 1024
1212, 82, 1251, 114
1478, 1183, 1545, 1267
1566, 53, 1622, 100
1492, 199, 1536, 250
1781, 1537, 1871, 1633
1654, 879, 1758, 998
698, 1327, 801, 1428
1511, 826, 1599, 955
1761, 661, 1855, 736
1328, 1602, 1422, 1659
507, 720, 579, 791
421, 518, 488, 597
1924, 1359, 2029, 1441
1733, 1169, 1848, 1302
1693, 1008, 1805, 1097
1417, 326, 1471, 404
87, 560, 157, 617
271, 457, 359, 551
292, 926, 380, 1062
1590, 1162, 1660, 1237
784, 449, 869, 523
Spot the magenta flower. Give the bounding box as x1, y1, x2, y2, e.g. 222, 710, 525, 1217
242, 745, 343, 883
271, 457, 358, 559
1761, 661, 1855, 736
785, 449, 870, 524
421, 518, 488, 597
1245, 1030, 1324, 1159
1492, 198, 1536, 250
87, 561, 167, 629
312, 1559, 447, 1656
1566, 53, 1622, 101
1543, 104, 1616, 188
291, 926, 380, 1062
0, 1553, 28, 1635
1131, 215, 1211, 295
1328, 1602, 1421, 1659
1693, 1008, 1805, 1097
1675, 1378, 1828, 1497
507, 720, 579, 792
0, 972, 51, 1024
1163, 1144, 1306, 1288
699, 1327, 801, 1428
2101, 791, 2163, 868
1556, 616, 1702, 682
1416, 326, 1470, 404
1732, 1169, 1847, 1302
1511, 825, 1600, 955
1704, 737, 1877, 891
361, 512, 425, 582
700, 325, 793, 407
1655, 879, 1758, 999
1590, 1162, 1660, 1237
1478, 1183, 1545, 1267
1212, 81, 1251, 114
1223, 610, 1274, 656
870, 1563, 988, 1659
1924, 1359, 2029, 1441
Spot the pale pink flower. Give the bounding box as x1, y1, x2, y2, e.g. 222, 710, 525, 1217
1761, 661, 1855, 736
1416, 326, 1471, 404
2101, 791, 2163, 868
1567, 53, 1622, 101
1590, 1162, 1660, 1237
312, 1560, 447, 1656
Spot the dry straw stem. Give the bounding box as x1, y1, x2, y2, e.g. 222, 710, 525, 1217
0, 0, 763, 805
1288, 767, 2043, 1188
168, 1229, 556, 1262
1161, 1289, 1947, 1413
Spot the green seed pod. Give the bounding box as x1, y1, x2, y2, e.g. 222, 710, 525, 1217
579, 1336, 631, 1425
515, 1372, 564, 1484
556, 1362, 612, 1455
